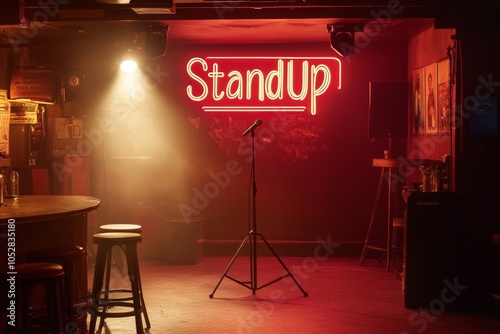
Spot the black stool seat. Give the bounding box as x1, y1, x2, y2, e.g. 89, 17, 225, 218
14, 262, 65, 333
89, 232, 148, 333
28, 245, 85, 324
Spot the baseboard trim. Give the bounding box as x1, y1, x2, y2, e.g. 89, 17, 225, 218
203, 239, 364, 257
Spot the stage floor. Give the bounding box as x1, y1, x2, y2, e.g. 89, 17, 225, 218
85, 256, 500, 333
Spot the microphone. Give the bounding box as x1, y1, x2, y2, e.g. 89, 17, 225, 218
242, 118, 263, 136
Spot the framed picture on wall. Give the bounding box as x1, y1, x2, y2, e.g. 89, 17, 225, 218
424, 63, 438, 135
412, 68, 425, 135
437, 59, 451, 133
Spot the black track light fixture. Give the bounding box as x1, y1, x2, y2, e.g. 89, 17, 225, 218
327, 24, 360, 57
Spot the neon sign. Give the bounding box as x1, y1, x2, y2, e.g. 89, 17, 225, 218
186, 56, 342, 115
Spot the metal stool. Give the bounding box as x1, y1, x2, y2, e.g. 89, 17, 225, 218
28, 245, 85, 324
88, 232, 148, 334
13, 262, 65, 333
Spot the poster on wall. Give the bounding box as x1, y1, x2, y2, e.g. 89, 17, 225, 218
437, 59, 451, 133
424, 63, 438, 135
412, 68, 425, 135
10, 69, 55, 102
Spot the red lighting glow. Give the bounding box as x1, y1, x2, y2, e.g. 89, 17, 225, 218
186, 56, 342, 115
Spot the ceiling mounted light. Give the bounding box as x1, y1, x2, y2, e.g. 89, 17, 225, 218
120, 59, 138, 73
119, 50, 139, 73
129, 0, 176, 14
327, 24, 360, 57
134, 23, 168, 59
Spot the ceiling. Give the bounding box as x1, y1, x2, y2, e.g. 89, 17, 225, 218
0, 0, 466, 48
1, 18, 434, 46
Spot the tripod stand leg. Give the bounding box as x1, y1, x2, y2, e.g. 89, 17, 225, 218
257, 232, 308, 297
209, 234, 251, 298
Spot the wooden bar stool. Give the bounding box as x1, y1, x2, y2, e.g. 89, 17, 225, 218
88, 232, 148, 334
28, 245, 85, 324
98, 224, 150, 330
8, 262, 65, 333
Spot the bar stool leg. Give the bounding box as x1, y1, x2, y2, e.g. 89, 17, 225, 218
125, 242, 144, 333
89, 243, 110, 334
136, 263, 151, 329
97, 248, 114, 332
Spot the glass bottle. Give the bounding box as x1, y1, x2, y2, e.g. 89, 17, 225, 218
11, 171, 19, 197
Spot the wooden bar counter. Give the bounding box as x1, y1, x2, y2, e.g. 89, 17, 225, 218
1, 195, 100, 331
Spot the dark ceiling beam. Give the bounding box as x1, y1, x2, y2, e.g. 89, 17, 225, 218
11, 1, 477, 23
2, 1, 498, 34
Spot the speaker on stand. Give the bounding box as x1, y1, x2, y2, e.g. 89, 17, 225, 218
360, 81, 409, 269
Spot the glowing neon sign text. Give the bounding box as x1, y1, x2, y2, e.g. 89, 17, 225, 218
186, 56, 341, 115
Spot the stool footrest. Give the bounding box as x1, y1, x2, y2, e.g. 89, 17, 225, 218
95, 307, 143, 318
364, 244, 387, 252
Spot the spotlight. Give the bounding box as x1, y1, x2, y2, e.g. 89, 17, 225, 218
327, 24, 359, 57
120, 59, 138, 73
134, 23, 168, 59
119, 51, 139, 73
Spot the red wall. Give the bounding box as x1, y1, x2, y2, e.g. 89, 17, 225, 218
1, 36, 411, 253
152, 41, 409, 247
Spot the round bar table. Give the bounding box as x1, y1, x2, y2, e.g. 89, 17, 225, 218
0, 195, 100, 332
0, 195, 100, 224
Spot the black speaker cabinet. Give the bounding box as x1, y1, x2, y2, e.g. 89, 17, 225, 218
404, 192, 494, 311
369, 81, 408, 138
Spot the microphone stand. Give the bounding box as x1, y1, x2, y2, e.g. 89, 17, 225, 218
210, 124, 308, 298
